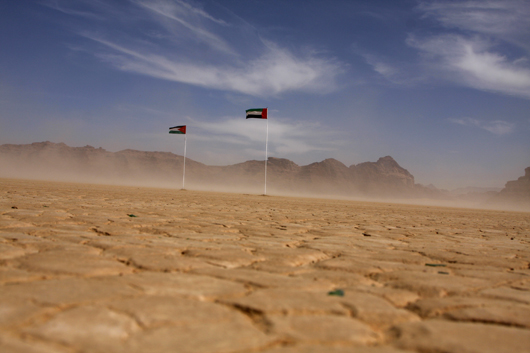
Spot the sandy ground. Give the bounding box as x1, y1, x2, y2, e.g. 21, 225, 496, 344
1, 178, 529, 353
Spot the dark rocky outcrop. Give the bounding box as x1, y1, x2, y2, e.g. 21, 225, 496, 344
350, 156, 415, 196
491, 167, 530, 207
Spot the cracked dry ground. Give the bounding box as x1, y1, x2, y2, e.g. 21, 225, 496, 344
1, 179, 530, 353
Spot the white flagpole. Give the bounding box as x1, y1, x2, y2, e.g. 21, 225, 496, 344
182, 134, 187, 189
264, 111, 268, 195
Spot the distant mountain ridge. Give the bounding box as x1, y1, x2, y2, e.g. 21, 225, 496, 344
1, 141, 425, 198
1, 142, 528, 207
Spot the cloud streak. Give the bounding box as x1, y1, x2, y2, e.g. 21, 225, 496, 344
418, 0, 530, 39
189, 116, 340, 158
408, 34, 530, 98
52, 0, 343, 97
42, 0, 106, 20
410, 0, 530, 99
87, 35, 341, 97
133, 0, 235, 55
361, 52, 422, 86
450, 117, 515, 135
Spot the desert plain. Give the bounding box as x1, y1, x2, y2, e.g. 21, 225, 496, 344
1, 177, 529, 353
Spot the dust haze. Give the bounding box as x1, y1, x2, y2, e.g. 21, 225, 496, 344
1, 141, 528, 212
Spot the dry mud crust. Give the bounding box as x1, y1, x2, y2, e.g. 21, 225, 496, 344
1, 178, 529, 352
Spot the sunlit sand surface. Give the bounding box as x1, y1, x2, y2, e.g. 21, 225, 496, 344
1, 178, 529, 353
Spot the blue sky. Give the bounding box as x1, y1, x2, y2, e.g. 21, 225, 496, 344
1, 0, 529, 189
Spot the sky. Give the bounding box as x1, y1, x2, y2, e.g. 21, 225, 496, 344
1, 0, 529, 190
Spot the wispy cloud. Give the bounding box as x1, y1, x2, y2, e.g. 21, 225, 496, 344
42, 0, 105, 20
143, 0, 230, 26
133, 0, 235, 55
408, 34, 530, 98
51, 0, 343, 97
363, 53, 400, 82
449, 117, 515, 135
86, 35, 341, 97
418, 0, 530, 39
361, 53, 423, 85
190, 116, 340, 158
411, 0, 530, 99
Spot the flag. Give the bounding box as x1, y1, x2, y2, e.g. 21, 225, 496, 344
246, 108, 267, 119
169, 125, 186, 134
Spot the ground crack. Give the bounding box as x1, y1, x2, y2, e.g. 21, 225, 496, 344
219, 302, 274, 334
91, 227, 111, 236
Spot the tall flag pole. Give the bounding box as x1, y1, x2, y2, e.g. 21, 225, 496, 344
183, 133, 187, 189
246, 108, 268, 195
169, 125, 187, 189
265, 115, 269, 195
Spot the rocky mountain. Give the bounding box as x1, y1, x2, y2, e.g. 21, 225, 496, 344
215, 156, 419, 197
491, 167, 530, 207
0, 141, 429, 198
